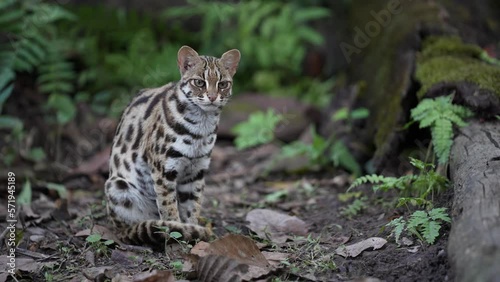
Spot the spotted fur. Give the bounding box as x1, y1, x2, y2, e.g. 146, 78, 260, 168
105, 46, 240, 246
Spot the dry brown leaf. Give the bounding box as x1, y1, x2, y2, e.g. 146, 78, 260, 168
206, 234, 269, 268
331, 235, 351, 245
132, 270, 175, 282
26, 194, 60, 224
197, 254, 247, 282
85, 251, 95, 266
335, 237, 387, 258
245, 209, 309, 243
21, 204, 40, 219
190, 241, 210, 257
188, 234, 279, 281
82, 266, 114, 280
261, 251, 288, 267
0, 257, 40, 273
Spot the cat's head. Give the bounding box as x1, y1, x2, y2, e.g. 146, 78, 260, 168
177, 46, 240, 111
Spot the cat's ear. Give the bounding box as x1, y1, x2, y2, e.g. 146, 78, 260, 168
177, 46, 201, 75
220, 49, 241, 76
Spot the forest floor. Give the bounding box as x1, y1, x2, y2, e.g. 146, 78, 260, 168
0, 92, 451, 282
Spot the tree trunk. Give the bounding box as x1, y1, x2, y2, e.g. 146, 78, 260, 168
448, 121, 500, 282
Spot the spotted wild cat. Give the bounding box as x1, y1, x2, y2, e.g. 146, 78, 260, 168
105, 46, 240, 246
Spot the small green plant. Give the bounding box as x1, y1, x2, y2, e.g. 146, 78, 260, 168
224, 225, 242, 234
164, 0, 328, 75
232, 109, 283, 150
340, 196, 368, 218
479, 50, 500, 67
386, 208, 451, 245
155, 227, 193, 252
163, 0, 330, 102
0, 0, 77, 123
332, 107, 370, 122
411, 94, 473, 164
281, 127, 361, 175
85, 233, 114, 256
349, 157, 448, 208
44, 270, 54, 282
170, 260, 184, 271
264, 189, 289, 203
1, 0, 77, 166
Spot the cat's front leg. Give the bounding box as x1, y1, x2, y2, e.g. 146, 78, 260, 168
150, 160, 181, 222
177, 170, 205, 224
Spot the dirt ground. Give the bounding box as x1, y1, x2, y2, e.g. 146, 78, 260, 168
0, 127, 452, 282
0, 79, 452, 281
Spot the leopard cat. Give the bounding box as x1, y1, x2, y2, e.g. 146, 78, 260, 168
105, 46, 240, 246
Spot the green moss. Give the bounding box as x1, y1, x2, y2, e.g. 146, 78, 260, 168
416, 36, 500, 98
421, 36, 483, 58
350, 1, 447, 151
347, 0, 500, 164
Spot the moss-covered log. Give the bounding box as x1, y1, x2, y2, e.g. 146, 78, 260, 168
336, 0, 500, 170
448, 121, 500, 282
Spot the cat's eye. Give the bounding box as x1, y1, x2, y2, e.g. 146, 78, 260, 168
192, 79, 205, 88
218, 81, 230, 89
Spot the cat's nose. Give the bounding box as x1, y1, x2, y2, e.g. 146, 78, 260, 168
208, 94, 217, 102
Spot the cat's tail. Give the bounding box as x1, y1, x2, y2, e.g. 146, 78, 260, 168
120, 220, 212, 246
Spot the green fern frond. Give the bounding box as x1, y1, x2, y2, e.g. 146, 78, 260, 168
431, 119, 454, 164
0, 0, 22, 31
428, 207, 451, 222
405, 208, 450, 244
409, 157, 434, 171
37, 54, 75, 96
386, 217, 406, 244
411, 95, 474, 164
348, 174, 397, 190
0, 0, 76, 125
396, 197, 432, 208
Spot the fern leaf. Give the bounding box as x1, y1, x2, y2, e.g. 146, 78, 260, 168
293, 7, 330, 23
396, 197, 432, 208
0, 0, 17, 11
0, 8, 23, 27
37, 70, 76, 84
409, 157, 434, 171
0, 115, 23, 131
296, 26, 325, 45
431, 119, 453, 164
349, 174, 391, 190
0, 83, 14, 114
407, 210, 428, 230
447, 106, 473, 127
410, 98, 435, 119
19, 39, 46, 61
386, 217, 406, 244
15, 45, 42, 69
243, 2, 280, 36
428, 208, 451, 222
421, 220, 441, 244
0, 67, 15, 89
46, 93, 76, 124
412, 95, 474, 164
31, 4, 76, 24
417, 113, 438, 128
39, 82, 74, 94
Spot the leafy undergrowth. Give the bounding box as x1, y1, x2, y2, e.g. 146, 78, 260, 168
0, 138, 452, 281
